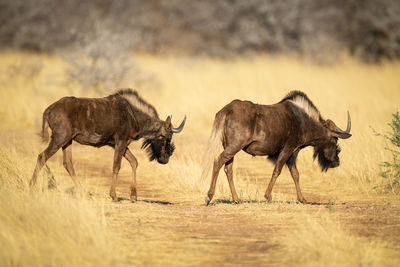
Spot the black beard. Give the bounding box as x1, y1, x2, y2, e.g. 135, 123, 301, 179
141, 138, 175, 161
313, 145, 340, 172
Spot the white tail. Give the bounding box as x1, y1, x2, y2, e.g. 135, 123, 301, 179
200, 112, 226, 181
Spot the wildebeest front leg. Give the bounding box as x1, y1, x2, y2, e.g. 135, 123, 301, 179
110, 141, 127, 202
287, 153, 306, 203
123, 148, 138, 202
265, 149, 292, 202
224, 158, 241, 204
288, 163, 306, 203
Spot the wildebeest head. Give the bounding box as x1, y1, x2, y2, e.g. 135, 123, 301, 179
313, 112, 352, 172
142, 115, 186, 164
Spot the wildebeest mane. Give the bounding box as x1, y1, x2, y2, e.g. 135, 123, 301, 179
113, 89, 159, 119
280, 91, 322, 122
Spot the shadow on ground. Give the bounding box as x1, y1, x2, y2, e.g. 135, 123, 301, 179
116, 197, 173, 205
208, 198, 346, 206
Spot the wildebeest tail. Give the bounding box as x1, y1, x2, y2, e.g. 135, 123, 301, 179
39, 111, 50, 143
201, 111, 226, 180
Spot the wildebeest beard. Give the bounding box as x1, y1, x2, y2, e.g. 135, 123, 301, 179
313, 145, 341, 172
141, 138, 175, 162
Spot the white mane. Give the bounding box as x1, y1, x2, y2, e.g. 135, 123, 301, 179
282, 91, 321, 122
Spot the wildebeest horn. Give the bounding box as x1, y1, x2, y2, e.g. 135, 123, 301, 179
333, 111, 351, 139
172, 115, 186, 133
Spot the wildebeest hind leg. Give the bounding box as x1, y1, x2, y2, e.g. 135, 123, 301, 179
30, 137, 66, 187
62, 141, 81, 189
124, 148, 138, 202
207, 148, 239, 205
224, 158, 241, 204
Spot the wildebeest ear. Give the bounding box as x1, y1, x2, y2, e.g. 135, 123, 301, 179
323, 119, 337, 131
327, 112, 352, 139
165, 116, 172, 130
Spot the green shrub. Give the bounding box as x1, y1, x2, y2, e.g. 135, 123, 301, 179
377, 112, 400, 193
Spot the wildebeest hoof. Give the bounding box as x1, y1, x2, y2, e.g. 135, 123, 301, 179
297, 197, 307, 204
265, 194, 272, 203
110, 193, 118, 202
206, 191, 214, 206
130, 195, 137, 203
206, 196, 211, 206
233, 199, 242, 204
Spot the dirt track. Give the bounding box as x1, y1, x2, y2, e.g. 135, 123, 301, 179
2, 123, 400, 266
46, 137, 400, 266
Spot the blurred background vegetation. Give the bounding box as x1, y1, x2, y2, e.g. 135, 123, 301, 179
1, 2, 400, 266
1, 0, 400, 62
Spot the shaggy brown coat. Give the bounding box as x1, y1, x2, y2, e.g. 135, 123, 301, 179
205, 91, 351, 205
30, 89, 185, 201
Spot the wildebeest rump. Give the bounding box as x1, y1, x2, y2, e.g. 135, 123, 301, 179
30, 89, 186, 201
204, 91, 351, 205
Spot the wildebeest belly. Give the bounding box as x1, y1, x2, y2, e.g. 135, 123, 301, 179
243, 140, 281, 156
242, 109, 290, 156
72, 116, 116, 146
73, 132, 114, 147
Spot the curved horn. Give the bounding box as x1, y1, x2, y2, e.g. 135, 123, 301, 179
345, 110, 351, 133
333, 111, 352, 139
172, 115, 186, 133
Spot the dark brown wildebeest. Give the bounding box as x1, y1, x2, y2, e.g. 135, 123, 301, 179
30, 89, 186, 202
204, 91, 351, 205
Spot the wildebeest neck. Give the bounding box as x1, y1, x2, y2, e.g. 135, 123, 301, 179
121, 103, 164, 140
113, 89, 163, 139
138, 118, 164, 139
114, 89, 159, 119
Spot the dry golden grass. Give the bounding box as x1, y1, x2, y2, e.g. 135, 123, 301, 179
1, 51, 400, 266
0, 145, 121, 267
279, 214, 399, 267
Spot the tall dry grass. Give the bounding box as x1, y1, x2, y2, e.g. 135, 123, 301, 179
0, 138, 127, 267
1, 51, 400, 266
278, 214, 398, 267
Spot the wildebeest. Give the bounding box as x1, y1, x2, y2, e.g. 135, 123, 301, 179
204, 91, 351, 205
30, 89, 186, 202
